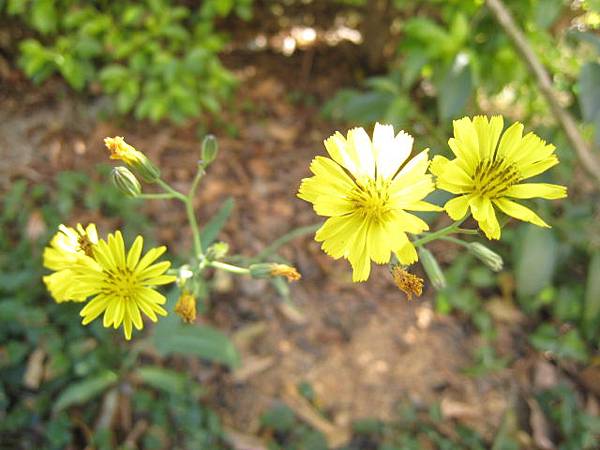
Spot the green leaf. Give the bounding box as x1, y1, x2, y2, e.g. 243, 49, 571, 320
534, 0, 563, 29
579, 61, 600, 145
53, 371, 118, 412
201, 197, 234, 252
261, 404, 296, 432
31, 0, 57, 34
58, 55, 87, 90
530, 324, 588, 362
99, 64, 129, 92
152, 306, 240, 369
437, 52, 472, 122
134, 366, 188, 396
515, 225, 557, 299
583, 252, 600, 340
154, 324, 240, 368
116, 78, 140, 113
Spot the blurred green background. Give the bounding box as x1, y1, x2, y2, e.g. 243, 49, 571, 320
1, 0, 600, 449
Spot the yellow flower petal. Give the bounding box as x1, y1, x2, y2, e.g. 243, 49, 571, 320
493, 198, 550, 228
444, 195, 471, 220
504, 183, 567, 200
373, 123, 412, 179
496, 121, 524, 161
473, 115, 503, 160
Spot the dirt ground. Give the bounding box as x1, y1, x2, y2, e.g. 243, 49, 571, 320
1, 35, 532, 447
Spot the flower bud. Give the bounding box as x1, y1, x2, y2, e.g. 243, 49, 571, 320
249, 263, 301, 282
468, 242, 503, 272
104, 136, 160, 182
111, 167, 141, 198
175, 292, 197, 323
418, 247, 446, 290
201, 134, 218, 166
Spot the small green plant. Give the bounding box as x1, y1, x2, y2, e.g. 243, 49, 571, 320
3, 0, 253, 123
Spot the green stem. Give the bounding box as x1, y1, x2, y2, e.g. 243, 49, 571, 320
138, 193, 175, 200
253, 223, 322, 262
457, 228, 479, 235
209, 260, 250, 275
156, 179, 187, 202
156, 179, 203, 258
412, 218, 467, 247
189, 169, 204, 198
185, 199, 203, 258
439, 235, 470, 248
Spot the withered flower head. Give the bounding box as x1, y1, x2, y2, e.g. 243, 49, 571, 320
391, 265, 423, 301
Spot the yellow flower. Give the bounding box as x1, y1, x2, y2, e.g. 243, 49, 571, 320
298, 124, 440, 282
43, 223, 99, 303
430, 116, 567, 239
75, 231, 176, 340
104, 136, 160, 182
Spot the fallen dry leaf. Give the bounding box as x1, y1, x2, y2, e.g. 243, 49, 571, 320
23, 348, 45, 389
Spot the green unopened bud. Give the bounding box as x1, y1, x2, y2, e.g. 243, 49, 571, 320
468, 242, 503, 272
104, 136, 160, 182
201, 134, 218, 166
418, 247, 446, 290
249, 263, 301, 282
111, 167, 141, 198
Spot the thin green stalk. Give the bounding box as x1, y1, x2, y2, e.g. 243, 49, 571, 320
209, 260, 250, 275
138, 193, 175, 200
156, 179, 203, 257
189, 169, 204, 198
253, 223, 322, 262
439, 235, 470, 248
412, 218, 467, 247
457, 228, 479, 235
185, 200, 203, 258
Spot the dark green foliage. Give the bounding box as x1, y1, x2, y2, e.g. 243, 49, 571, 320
2, 0, 253, 123
0, 173, 227, 448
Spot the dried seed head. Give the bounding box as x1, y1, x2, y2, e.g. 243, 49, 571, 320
391, 265, 423, 301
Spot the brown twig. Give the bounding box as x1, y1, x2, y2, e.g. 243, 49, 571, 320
485, 0, 600, 186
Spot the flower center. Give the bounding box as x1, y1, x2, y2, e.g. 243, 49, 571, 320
349, 179, 392, 223
103, 267, 138, 300
473, 158, 521, 198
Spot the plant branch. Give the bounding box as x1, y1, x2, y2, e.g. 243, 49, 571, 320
156, 179, 203, 257
252, 223, 322, 262
209, 260, 250, 275
412, 218, 467, 247
485, 0, 600, 186
138, 193, 174, 200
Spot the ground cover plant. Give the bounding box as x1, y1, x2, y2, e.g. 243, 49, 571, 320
1, 0, 600, 449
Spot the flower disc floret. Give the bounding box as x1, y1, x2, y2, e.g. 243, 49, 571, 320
298, 124, 440, 282
430, 115, 567, 239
